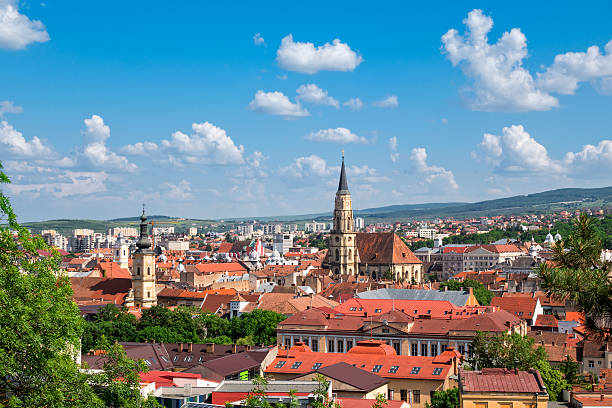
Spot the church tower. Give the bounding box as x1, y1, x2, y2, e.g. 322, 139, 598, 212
328, 153, 358, 275
113, 232, 129, 269
127, 207, 157, 308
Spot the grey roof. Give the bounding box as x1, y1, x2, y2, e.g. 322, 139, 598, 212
214, 380, 322, 394
337, 156, 349, 194
492, 238, 518, 245
356, 288, 472, 306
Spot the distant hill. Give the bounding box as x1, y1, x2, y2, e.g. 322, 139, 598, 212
14, 186, 612, 233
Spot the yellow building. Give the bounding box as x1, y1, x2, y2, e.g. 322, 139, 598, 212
459, 368, 548, 408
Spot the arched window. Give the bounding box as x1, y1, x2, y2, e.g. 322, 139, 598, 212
137, 267, 141, 275
147, 267, 151, 275
335, 249, 340, 261
348, 249, 352, 260
147, 291, 151, 298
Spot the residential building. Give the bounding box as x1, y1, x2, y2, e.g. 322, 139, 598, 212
273, 233, 294, 255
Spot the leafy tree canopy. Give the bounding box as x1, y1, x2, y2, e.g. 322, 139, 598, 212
426, 388, 459, 408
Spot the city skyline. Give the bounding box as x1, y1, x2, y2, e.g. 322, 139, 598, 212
1, 1, 612, 221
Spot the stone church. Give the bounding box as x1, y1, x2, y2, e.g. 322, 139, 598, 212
323, 155, 422, 282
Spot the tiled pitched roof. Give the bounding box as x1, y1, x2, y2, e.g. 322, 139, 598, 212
460, 368, 546, 393
70, 277, 132, 305
534, 314, 558, 328
355, 233, 421, 265
94, 261, 132, 279
490, 296, 538, 319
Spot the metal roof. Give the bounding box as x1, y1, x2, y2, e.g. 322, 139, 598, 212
356, 288, 472, 306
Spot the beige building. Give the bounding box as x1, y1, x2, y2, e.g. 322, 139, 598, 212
125, 209, 157, 309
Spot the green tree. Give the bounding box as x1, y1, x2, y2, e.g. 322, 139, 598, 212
426, 388, 459, 408
538, 214, 612, 339
82, 304, 139, 352
311, 374, 339, 408
534, 360, 568, 402
559, 355, 580, 384
197, 312, 231, 338
230, 310, 285, 345
0, 162, 101, 407
439, 279, 493, 305
372, 393, 388, 408
244, 376, 272, 408
469, 332, 568, 401
137, 305, 200, 343
89, 338, 160, 407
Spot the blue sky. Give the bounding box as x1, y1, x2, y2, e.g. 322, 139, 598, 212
1, 0, 611, 221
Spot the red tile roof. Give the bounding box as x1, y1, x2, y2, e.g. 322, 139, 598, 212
355, 233, 421, 265
490, 296, 538, 319
460, 368, 546, 393
534, 314, 558, 328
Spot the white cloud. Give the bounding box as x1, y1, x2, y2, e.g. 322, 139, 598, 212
6, 171, 108, 198
564, 140, 612, 177
296, 84, 339, 108
253, 33, 265, 46
348, 165, 390, 183
248, 90, 309, 119
0, 100, 22, 117
161, 121, 244, 165
82, 115, 137, 172
0, 120, 52, 157
160, 180, 193, 200
477, 125, 563, 173
121, 141, 159, 155
537, 40, 612, 95
373, 95, 398, 108
276, 34, 363, 74
281, 155, 333, 179
0, 0, 49, 50
442, 9, 559, 111
389, 136, 400, 163
410, 147, 458, 190
343, 98, 363, 110
305, 127, 368, 144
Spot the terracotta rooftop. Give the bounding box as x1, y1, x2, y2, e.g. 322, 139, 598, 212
355, 232, 421, 265
490, 296, 538, 319
460, 368, 547, 394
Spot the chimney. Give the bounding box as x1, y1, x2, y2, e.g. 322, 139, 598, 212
206, 343, 215, 353
179, 343, 183, 352
444, 286, 448, 292
188, 343, 193, 353
232, 344, 238, 353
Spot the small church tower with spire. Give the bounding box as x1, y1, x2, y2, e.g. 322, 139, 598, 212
326, 153, 359, 275
125, 206, 157, 308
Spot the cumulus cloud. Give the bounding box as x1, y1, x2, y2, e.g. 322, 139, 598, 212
343, 98, 363, 110
281, 155, 333, 179
160, 180, 193, 200
121, 141, 159, 155
305, 127, 368, 144
0, 0, 50, 50
82, 115, 137, 172
442, 9, 559, 111
373, 95, 398, 108
410, 147, 458, 190
389, 136, 400, 163
0, 120, 53, 157
161, 121, 244, 165
564, 140, 612, 176
248, 90, 309, 118
0, 100, 22, 117
253, 33, 265, 46
347, 165, 391, 183
296, 84, 339, 108
6, 171, 108, 198
276, 34, 363, 74
477, 125, 563, 173
537, 40, 612, 95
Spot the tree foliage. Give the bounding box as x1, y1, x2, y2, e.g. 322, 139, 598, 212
439, 279, 493, 305
426, 388, 459, 408
538, 214, 612, 339
559, 355, 580, 384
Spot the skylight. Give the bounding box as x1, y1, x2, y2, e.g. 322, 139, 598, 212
410, 367, 421, 374
275, 361, 286, 368
312, 363, 322, 369
372, 365, 383, 373
433, 368, 443, 375
388, 366, 399, 373
291, 362, 302, 369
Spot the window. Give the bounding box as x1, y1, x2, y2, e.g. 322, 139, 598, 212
372, 365, 383, 373
388, 366, 399, 373
147, 267, 151, 275
599, 361, 602, 365
441, 344, 447, 352
589, 360, 595, 368
144, 359, 152, 366
274, 361, 286, 368
375, 308, 382, 313
147, 291, 151, 298
382, 328, 390, 333
328, 340, 335, 353
337, 341, 344, 353
474, 403, 488, 408
413, 390, 420, 404
432, 368, 443, 375
458, 345, 466, 355
499, 403, 512, 408
173, 355, 178, 362
393, 341, 401, 355
199, 356, 204, 362
410, 367, 421, 374
137, 267, 141, 275
421, 343, 428, 356
290, 362, 302, 369
411, 343, 418, 356
312, 363, 322, 370
431, 344, 438, 356
161, 356, 169, 362
388, 390, 394, 400
346, 340, 353, 351
349, 307, 357, 311
284, 338, 291, 348
400, 390, 407, 402
184, 356, 193, 362
312, 339, 318, 352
